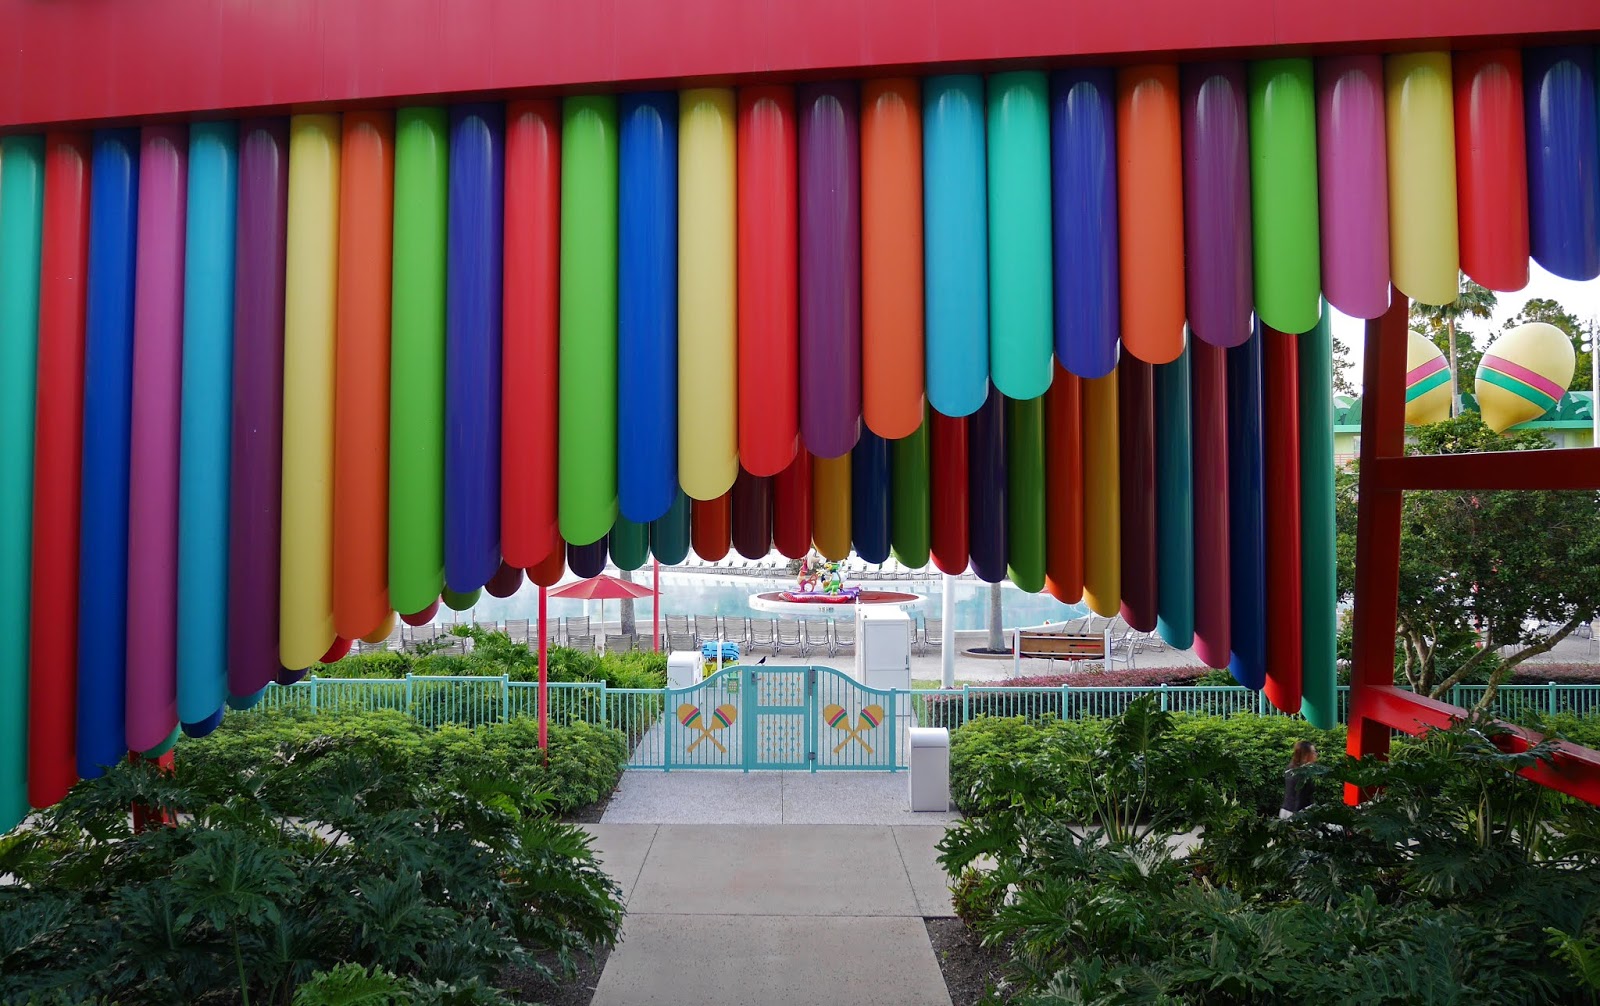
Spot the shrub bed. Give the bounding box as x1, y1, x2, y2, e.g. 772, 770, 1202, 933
320, 630, 669, 689
941, 699, 1600, 1004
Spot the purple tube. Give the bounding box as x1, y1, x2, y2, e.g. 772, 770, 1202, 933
227, 120, 290, 697
1315, 56, 1390, 320
126, 126, 187, 751
798, 82, 861, 459
567, 536, 608, 579
1181, 63, 1254, 348
966, 383, 1007, 583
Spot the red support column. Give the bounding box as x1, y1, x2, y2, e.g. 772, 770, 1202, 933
1345, 292, 1409, 804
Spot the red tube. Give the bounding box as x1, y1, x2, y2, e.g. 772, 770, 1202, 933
928, 409, 970, 575
772, 449, 812, 559
1118, 358, 1158, 631
1453, 49, 1529, 292
527, 535, 567, 587
28, 132, 91, 808
737, 86, 800, 477
692, 492, 732, 561
1263, 327, 1304, 713
502, 100, 562, 567
1190, 339, 1231, 668
1044, 364, 1084, 604
400, 599, 440, 626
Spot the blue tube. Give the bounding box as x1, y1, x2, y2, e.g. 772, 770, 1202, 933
923, 75, 989, 418
445, 104, 505, 592
1524, 47, 1600, 282
177, 121, 238, 731
852, 428, 892, 563
1050, 69, 1120, 379
618, 93, 680, 523
967, 383, 1008, 583
1154, 339, 1194, 649
1226, 324, 1266, 690
568, 536, 608, 579
78, 130, 140, 779
181, 707, 226, 739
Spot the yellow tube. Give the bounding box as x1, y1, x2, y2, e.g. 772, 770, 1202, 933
280, 114, 341, 669
678, 88, 739, 501
1081, 372, 1121, 617
1385, 52, 1459, 307
811, 452, 852, 561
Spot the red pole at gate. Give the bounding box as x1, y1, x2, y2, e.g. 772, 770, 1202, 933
537, 583, 549, 751
652, 556, 661, 652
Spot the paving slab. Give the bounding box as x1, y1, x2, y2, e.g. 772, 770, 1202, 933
601, 771, 784, 824
891, 826, 957, 917
592, 914, 953, 1006
580, 824, 658, 906
780, 771, 965, 825
625, 824, 922, 917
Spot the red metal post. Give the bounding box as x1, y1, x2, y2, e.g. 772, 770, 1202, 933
653, 556, 661, 652
537, 584, 549, 752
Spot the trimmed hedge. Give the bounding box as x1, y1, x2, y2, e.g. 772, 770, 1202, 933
949, 713, 1345, 821
318, 630, 668, 689
184, 708, 627, 816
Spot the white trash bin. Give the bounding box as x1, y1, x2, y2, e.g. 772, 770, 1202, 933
908, 727, 950, 812
666, 650, 703, 690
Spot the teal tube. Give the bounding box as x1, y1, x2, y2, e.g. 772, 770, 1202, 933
0, 136, 45, 831
610, 515, 651, 571
651, 489, 692, 565
1247, 59, 1322, 335
177, 121, 239, 731
922, 75, 989, 418
986, 72, 1053, 401
1298, 306, 1338, 728
1155, 340, 1195, 648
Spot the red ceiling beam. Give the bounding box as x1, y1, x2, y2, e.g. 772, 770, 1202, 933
1368, 448, 1600, 492
0, 0, 1596, 129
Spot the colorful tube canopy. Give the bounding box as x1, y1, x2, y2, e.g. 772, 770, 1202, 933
0, 44, 1596, 829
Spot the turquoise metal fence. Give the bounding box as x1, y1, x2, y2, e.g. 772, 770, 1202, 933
252, 675, 1600, 768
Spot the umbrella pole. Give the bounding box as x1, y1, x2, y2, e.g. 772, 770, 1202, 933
653, 557, 661, 653
599, 598, 606, 655
538, 584, 549, 753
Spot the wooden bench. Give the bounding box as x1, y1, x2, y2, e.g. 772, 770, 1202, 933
1012, 627, 1110, 674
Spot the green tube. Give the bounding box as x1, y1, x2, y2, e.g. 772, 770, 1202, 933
389, 108, 449, 615
610, 515, 651, 571
1299, 305, 1338, 729
141, 726, 183, 760
1154, 343, 1195, 648
1248, 59, 1321, 335
560, 96, 620, 546
891, 418, 931, 569
651, 490, 691, 565
986, 72, 1054, 401
442, 586, 481, 612
1005, 395, 1047, 593
0, 135, 44, 831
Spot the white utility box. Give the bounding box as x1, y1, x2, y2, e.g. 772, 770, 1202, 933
854, 606, 911, 693
908, 727, 951, 812
666, 649, 703, 690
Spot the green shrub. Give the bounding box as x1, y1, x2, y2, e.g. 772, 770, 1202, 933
182, 709, 626, 817
0, 727, 624, 1005
941, 705, 1600, 1005
318, 631, 666, 689
949, 712, 1343, 823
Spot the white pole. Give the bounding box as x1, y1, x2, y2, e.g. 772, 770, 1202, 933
941, 572, 956, 688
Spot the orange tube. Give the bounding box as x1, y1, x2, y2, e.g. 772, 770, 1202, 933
1115, 66, 1185, 365
861, 78, 925, 440
1082, 372, 1121, 616
811, 452, 852, 560
332, 111, 395, 641
691, 492, 732, 562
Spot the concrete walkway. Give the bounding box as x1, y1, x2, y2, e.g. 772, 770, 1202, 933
582, 772, 960, 1005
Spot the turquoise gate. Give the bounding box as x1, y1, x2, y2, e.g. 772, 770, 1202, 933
647, 665, 900, 772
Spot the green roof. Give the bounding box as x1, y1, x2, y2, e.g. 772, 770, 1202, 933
1332, 390, 1596, 432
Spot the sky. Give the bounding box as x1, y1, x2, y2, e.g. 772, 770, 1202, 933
1331, 262, 1600, 394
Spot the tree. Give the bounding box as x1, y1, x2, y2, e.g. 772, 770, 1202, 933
1334, 414, 1600, 708
618, 568, 636, 636
987, 581, 1005, 652
1411, 275, 1497, 400
1331, 335, 1358, 396
1502, 298, 1597, 392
